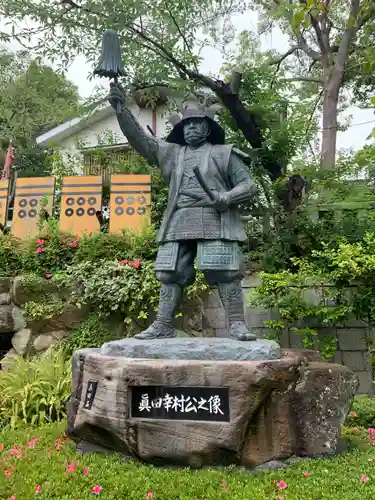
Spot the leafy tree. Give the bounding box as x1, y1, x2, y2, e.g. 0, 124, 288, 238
0, 0, 290, 183
252, 0, 375, 169
0, 47, 80, 158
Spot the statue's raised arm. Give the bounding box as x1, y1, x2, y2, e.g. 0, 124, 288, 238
108, 83, 160, 166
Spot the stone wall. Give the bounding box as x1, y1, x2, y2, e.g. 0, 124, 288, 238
201, 276, 371, 395
0, 274, 371, 394
0, 277, 89, 368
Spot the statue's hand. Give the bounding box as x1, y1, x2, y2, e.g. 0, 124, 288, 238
108, 83, 125, 111
211, 192, 231, 212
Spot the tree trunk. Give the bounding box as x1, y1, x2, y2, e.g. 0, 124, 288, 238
321, 81, 340, 170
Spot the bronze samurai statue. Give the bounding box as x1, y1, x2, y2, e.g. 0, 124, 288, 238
108, 85, 258, 341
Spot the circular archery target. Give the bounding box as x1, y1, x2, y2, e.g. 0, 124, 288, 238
76, 208, 85, 217
115, 207, 124, 216
126, 196, 135, 205
28, 209, 37, 218
29, 199, 38, 208
138, 195, 147, 205
137, 207, 146, 216
19, 199, 27, 208
115, 196, 124, 205
65, 208, 74, 217
126, 207, 135, 216
77, 197, 86, 206
88, 197, 96, 206
66, 197, 75, 206
87, 208, 96, 216
18, 210, 27, 219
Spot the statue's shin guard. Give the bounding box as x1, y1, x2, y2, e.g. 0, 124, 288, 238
218, 280, 245, 326
156, 283, 183, 327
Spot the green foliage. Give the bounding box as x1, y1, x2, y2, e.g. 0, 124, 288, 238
0, 48, 80, 150
67, 259, 160, 324
345, 396, 375, 429
2, 420, 375, 498
0, 234, 23, 277
251, 232, 375, 361
73, 227, 157, 264
61, 314, 121, 358
0, 349, 71, 428
23, 299, 64, 322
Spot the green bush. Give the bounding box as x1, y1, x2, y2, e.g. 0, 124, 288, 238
0, 349, 71, 428
345, 396, 375, 429
67, 258, 160, 324
0, 234, 23, 277
62, 314, 121, 358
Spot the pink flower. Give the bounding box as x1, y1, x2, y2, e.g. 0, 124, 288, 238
278, 480, 288, 490
350, 411, 357, 417
303, 471, 309, 477
55, 444, 62, 451
119, 259, 129, 266
361, 475, 369, 483
45, 273, 53, 280
368, 428, 375, 435
10, 496, 16, 499
27, 438, 38, 448
131, 259, 142, 269
221, 483, 228, 489
36, 247, 45, 254
146, 493, 153, 499
279, 497, 284, 500
83, 467, 89, 476
69, 240, 79, 248
36, 239, 45, 246
35, 485, 41, 494
4, 469, 11, 477
6, 448, 22, 458
92, 485, 103, 495
65, 463, 77, 474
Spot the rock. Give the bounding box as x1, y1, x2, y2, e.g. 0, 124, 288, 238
67, 350, 357, 470
0, 293, 11, 305
291, 362, 358, 456
101, 338, 281, 361
0, 348, 19, 370
0, 278, 11, 294
49, 330, 69, 341
12, 328, 32, 355
253, 460, 287, 472
12, 306, 27, 332
0, 305, 14, 333
30, 303, 90, 334
67, 350, 303, 468
11, 276, 34, 306
33, 334, 58, 352
281, 348, 321, 362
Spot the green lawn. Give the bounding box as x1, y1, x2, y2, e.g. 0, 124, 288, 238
0, 422, 374, 499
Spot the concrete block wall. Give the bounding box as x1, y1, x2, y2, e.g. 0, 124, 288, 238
202, 275, 372, 394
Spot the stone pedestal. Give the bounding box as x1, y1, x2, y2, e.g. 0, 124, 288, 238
67, 340, 358, 469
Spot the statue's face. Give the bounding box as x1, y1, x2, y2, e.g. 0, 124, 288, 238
183, 118, 210, 147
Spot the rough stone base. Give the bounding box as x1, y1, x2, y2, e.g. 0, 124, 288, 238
67, 346, 358, 469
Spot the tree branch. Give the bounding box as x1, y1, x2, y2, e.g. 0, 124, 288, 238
295, 31, 322, 61
281, 76, 324, 85
269, 46, 298, 69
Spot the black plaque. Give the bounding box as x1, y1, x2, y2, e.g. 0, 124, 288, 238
131, 386, 230, 422
83, 380, 98, 410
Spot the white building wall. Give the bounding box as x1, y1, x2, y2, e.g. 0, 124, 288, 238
58, 104, 171, 155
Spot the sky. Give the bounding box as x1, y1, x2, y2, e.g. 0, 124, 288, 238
3, 10, 375, 152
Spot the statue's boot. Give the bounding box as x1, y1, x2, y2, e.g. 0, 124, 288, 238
134, 283, 182, 340
218, 281, 257, 341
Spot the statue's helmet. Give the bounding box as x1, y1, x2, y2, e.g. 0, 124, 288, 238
165, 102, 225, 145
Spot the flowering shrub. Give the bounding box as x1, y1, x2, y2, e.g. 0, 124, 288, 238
67, 259, 160, 324
345, 396, 375, 429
